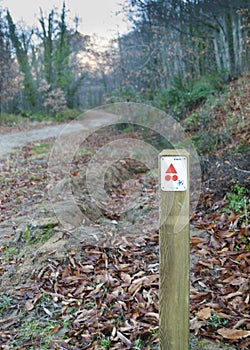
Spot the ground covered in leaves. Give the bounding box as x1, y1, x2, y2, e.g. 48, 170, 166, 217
0, 77, 249, 349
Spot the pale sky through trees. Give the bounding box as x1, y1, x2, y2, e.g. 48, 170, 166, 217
1, 0, 130, 38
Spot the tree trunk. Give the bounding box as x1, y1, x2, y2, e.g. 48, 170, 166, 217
219, 15, 232, 76
213, 33, 222, 71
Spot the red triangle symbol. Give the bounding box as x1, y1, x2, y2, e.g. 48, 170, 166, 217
166, 163, 177, 174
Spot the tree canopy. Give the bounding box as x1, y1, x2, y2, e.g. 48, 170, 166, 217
0, 0, 249, 115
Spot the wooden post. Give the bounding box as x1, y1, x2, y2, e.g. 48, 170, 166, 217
159, 149, 190, 350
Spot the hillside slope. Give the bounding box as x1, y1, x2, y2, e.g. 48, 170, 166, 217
183, 75, 249, 196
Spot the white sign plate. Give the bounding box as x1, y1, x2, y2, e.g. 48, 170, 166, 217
161, 156, 188, 191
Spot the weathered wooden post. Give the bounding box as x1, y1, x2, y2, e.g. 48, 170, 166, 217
159, 149, 190, 350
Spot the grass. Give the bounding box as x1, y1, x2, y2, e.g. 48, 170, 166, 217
23, 222, 57, 243
32, 143, 51, 155
234, 235, 250, 251
8, 292, 68, 349
0, 108, 81, 126
189, 334, 236, 350
10, 319, 57, 349
79, 147, 92, 155
2, 246, 19, 262
100, 337, 111, 349
0, 295, 13, 315
133, 338, 144, 349
0, 113, 28, 125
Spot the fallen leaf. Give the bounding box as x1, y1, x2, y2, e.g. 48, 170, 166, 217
190, 317, 205, 334
50, 324, 61, 335
217, 328, 250, 340
117, 331, 132, 346
25, 300, 34, 311
144, 312, 159, 320
196, 307, 211, 320
224, 291, 242, 300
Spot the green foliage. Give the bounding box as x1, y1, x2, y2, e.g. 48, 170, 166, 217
154, 73, 225, 118
114, 122, 140, 133
0, 9, 21, 112
3, 246, 19, 262
206, 313, 229, 328
39, 228, 53, 243
226, 184, 249, 215
0, 108, 80, 124
191, 127, 232, 154
108, 85, 142, 103
226, 184, 249, 234
0, 113, 27, 125
62, 317, 72, 329
191, 131, 217, 154
23, 221, 57, 243
39, 9, 54, 86
6, 11, 38, 110
133, 338, 144, 349
234, 235, 250, 251
14, 319, 57, 349
38, 3, 74, 111
100, 337, 111, 349
0, 295, 13, 314
54, 108, 80, 121
183, 111, 209, 132
33, 143, 50, 155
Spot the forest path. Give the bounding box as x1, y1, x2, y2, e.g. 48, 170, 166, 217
0, 110, 117, 158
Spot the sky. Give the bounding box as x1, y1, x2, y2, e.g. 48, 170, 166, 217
1, 0, 131, 38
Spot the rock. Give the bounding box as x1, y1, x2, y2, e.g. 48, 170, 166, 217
53, 199, 86, 230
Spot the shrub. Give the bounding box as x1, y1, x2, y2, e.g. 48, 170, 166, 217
0, 113, 25, 125
107, 85, 142, 103
55, 108, 81, 121
44, 88, 67, 115
154, 73, 225, 118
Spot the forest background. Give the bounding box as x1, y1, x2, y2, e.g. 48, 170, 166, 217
0, 0, 249, 119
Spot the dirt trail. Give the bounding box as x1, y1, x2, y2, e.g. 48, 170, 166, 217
0, 123, 85, 158
0, 110, 118, 158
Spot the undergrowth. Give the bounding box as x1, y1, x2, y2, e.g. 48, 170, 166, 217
153, 71, 226, 118
0, 109, 81, 125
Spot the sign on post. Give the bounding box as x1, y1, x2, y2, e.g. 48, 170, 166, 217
161, 156, 188, 191
159, 149, 190, 350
